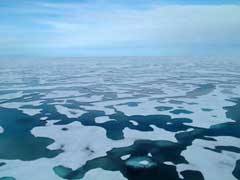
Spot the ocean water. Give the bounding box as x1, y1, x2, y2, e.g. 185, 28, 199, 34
0, 57, 240, 180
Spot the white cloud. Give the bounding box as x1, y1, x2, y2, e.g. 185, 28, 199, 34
1, 2, 240, 56
35, 4, 240, 48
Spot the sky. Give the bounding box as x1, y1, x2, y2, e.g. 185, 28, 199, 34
0, 0, 240, 57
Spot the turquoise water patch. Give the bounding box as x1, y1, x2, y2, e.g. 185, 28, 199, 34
233, 160, 240, 180
61, 127, 68, 131
126, 102, 140, 107
170, 109, 193, 115
204, 146, 240, 154
0, 162, 6, 167
0, 107, 63, 160
168, 100, 184, 105
155, 106, 173, 111
0, 178, 16, 180
224, 98, 240, 122
201, 108, 213, 112
53, 166, 73, 179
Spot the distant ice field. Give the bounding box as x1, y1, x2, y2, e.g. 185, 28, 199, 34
0, 57, 240, 180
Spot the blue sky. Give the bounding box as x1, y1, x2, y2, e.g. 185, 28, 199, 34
1, 0, 240, 57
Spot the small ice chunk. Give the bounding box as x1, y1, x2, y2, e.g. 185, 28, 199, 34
164, 161, 174, 165
0, 126, 4, 134
121, 154, 131, 160
125, 157, 157, 169
95, 116, 113, 123
139, 160, 150, 165
40, 117, 48, 120
130, 120, 138, 126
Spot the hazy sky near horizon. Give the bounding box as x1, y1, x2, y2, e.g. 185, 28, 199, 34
1, 0, 240, 57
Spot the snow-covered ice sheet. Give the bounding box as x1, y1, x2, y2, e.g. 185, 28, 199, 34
0, 57, 240, 180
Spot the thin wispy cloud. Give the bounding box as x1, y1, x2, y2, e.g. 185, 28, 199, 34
0, 0, 240, 57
